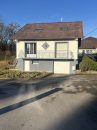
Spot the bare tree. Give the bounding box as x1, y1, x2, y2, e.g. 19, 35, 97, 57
6, 23, 20, 42
0, 20, 6, 42
0, 19, 20, 55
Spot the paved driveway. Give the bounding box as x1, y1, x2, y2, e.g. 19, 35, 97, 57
0, 75, 97, 130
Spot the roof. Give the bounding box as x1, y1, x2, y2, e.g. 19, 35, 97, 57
79, 37, 97, 49
12, 22, 83, 40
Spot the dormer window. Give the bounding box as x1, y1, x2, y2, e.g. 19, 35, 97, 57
34, 28, 43, 31
60, 27, 69, 31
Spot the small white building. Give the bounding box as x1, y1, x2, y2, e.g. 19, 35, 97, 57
13, 22, 83, 74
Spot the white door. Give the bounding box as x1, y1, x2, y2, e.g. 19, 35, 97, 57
25, 61, 30, 71
55, 42, 68, 58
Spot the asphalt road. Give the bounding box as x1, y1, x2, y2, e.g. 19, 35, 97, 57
0, 75, 97, 130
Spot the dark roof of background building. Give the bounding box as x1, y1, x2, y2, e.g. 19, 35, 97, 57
79, 37, 97, 49
12, 21, 83, 40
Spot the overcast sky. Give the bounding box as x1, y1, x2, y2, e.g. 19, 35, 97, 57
0, 0, 97, 37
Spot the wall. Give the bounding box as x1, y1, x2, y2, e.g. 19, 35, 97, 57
69, 40, 78, 59
37, 41, 55, 58
23, 60, 76, 74
16, 41, 25, 58
16, 39, 78, 60
16, 58, 24, 71
70, 61, 76, 74
30, 60, 53, 72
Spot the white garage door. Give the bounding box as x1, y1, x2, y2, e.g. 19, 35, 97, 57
54, 61, 70, 74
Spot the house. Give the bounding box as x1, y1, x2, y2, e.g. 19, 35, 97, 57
79, 37, 97, 54
12, 22, 83, 74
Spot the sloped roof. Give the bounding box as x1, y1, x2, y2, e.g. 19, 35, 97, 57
12, 21, 83, 40
79, 37, 97, 49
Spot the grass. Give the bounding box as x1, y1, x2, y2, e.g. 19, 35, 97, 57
0, 70, 52, 80
0, 57, 53, 80
0, 60, 52, 80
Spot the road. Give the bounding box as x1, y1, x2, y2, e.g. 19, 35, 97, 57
0, 75, 97, 130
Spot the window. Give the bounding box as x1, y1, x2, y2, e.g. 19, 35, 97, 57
25, 43, 36, 54
86, 50, 89, 54
34, 28, 43, 31
89, 50, 92, 53
86, 50, 92, 54
60, 27, 68, 31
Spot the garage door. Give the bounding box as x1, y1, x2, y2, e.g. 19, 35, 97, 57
54, 61, 70, 74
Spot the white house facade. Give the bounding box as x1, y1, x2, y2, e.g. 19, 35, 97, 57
13, 22, 83, 74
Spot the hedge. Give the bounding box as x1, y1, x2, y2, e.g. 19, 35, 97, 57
79, 55, 97, 72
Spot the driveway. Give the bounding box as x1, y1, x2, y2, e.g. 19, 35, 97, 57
0, 75, 97, 130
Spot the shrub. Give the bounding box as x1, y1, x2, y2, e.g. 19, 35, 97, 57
79, 56, 97, 72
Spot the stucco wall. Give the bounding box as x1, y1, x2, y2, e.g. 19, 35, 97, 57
37, 41, 55, 58
69, 40, 78, 59
16, 40, 78, 60
16, 58, 24, 71
16, 41, 25, 58
70, 61, 76, 74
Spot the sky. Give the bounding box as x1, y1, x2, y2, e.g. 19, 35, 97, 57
0, 0, 97, 37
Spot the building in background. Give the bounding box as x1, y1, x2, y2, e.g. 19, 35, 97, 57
79, 37, 97, 54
